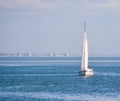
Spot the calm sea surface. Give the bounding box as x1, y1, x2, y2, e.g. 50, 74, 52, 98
0, 57, 120, 101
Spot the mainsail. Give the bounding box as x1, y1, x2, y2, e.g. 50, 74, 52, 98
81, 22, 88, 70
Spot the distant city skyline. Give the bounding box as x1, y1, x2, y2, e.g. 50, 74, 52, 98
0, 0, 120, 56
0, 52, 71, 57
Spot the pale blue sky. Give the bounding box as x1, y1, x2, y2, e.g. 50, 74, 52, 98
0, 0, 120, 56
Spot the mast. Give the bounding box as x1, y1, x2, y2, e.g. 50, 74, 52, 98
81, 22, 88, 70
84, 21, 86, 32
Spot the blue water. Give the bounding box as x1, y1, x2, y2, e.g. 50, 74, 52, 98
0, 57, 120, 101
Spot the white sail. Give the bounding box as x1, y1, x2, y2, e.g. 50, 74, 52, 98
81, 31, 88, 70
81, 22, 88, 70
79, 22, 94, 76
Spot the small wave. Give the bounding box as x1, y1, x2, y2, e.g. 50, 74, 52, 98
95, 72, 120, 76
0, 91, 120, 101
2, 85, 25, 89
0, 85, 55, 91
1, 73, 77, 77
1, 72, 120, 77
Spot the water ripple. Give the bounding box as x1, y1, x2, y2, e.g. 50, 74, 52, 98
0, 91, 120, 101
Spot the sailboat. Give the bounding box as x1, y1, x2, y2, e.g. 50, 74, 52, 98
79, 22, 94, 76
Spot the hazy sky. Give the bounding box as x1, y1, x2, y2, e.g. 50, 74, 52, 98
0, 0, 120, 56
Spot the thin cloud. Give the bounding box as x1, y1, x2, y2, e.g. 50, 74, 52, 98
0, 0, 56, 10
0, 0, 120, 11
85, 0, 120, 10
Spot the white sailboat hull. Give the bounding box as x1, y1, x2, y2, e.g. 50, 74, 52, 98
79, 69, 94, 76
